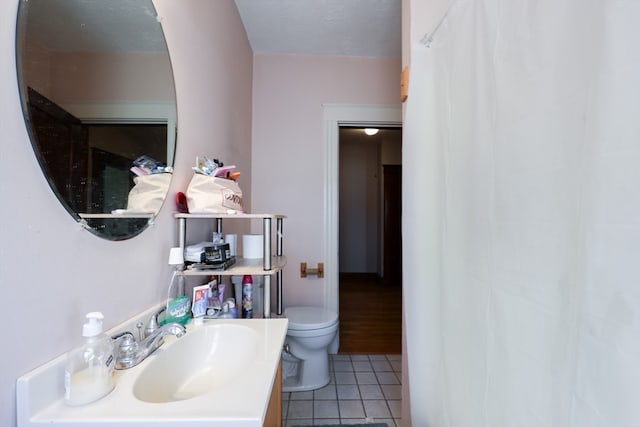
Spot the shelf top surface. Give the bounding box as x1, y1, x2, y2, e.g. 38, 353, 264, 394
79, 213, 154, 219
174, 213, 286, 219
182, 256, 286, 275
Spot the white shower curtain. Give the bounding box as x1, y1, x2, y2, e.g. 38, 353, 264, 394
403, 0, 640, 426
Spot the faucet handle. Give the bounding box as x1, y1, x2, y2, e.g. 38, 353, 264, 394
145, 306, 166, 338
118, 333, 138, 356
135, 321, 144, 341
111, 332, 140, 369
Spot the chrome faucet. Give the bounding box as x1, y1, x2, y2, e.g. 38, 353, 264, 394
112, 321, 186, 370
144, 306, 166, 339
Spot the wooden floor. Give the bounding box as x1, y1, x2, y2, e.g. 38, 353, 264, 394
338, 273, 402, 354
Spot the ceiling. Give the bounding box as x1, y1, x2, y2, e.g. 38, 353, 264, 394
20, 0, 167, 52
19, 0, 401, 58
340, 127, 402, 144
234, 0, 401, 58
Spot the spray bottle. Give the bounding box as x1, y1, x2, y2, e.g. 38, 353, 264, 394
241, 275, 253, 318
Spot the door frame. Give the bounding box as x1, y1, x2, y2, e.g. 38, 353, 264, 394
323, 104, 402, 312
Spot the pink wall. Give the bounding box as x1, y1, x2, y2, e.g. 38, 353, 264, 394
1, 3, 402, 425
18, 38, 52, 98
0, 1, 252, 425
251, 54, 400, 307
51, 51, 175, 103
18, 41, 175, 105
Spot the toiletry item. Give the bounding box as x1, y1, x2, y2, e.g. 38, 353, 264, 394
175, 192, 189, 213
163, 296, 191, 326
204, 279, 222, 317
242, 275, 253, 318
212, 164, 237, 178
217, 282, 226, 305
225, 298, 238, 318
168, 247, 184, 266
252, 276, 263, 318
231, 276, 243, 307
184, 241, 210, 263
204, 243, 231, 265
192, 284, 209, 323
166, 248, 187, 323
206, 301, 221, 317
212, 231, 223, 244
207, 278, 218, 307
224, 234, 237, 256
64, 312, 115, 406
218, 302, 236, 319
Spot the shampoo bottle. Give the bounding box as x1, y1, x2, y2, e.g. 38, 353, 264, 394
241, 275, 253, 318
64, 312, 115, 406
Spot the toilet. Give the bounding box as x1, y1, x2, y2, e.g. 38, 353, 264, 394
282, 306, 339, 392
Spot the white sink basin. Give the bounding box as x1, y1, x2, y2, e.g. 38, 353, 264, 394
133, 323, 258, 403
17, 308, 288, 427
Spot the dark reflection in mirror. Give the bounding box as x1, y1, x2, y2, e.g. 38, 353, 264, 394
16, 0, 177, 240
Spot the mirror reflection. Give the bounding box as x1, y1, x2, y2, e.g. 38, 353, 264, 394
16, 0, 177, 240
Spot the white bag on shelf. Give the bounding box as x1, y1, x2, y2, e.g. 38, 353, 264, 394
124, 172, 171, 213
185, 174, 244, 214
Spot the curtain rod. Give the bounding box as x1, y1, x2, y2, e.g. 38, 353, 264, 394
421, 0, 456, 47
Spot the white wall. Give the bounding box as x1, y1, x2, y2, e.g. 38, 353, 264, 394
339, 138, 380, 273
338, 130, 402, 276
0, 1, 252, 425
251, 54, 400, 309
381, 137, 402, 166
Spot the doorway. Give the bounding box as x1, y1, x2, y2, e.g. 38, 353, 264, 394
337, 126, 402, 354
338, 127, 402, 281
322, 104, 402, 353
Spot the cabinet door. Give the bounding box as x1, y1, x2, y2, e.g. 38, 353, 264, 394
263, 360, 282, 427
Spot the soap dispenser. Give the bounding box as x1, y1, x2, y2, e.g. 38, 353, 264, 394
64, 312, 115, 406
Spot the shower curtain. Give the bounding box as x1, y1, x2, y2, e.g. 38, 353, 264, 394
403, 0, 640, 426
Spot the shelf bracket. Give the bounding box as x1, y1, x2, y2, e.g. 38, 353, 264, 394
300, 262, 324, 278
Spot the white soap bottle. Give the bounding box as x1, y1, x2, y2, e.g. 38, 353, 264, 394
64, 312, 115, 406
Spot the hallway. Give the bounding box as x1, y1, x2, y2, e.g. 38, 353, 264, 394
338, 273, 402, 354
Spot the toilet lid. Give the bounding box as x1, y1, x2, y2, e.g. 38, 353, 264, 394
285, 306, 338, 330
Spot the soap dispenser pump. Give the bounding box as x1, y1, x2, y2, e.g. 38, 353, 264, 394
64, 312, 115, 406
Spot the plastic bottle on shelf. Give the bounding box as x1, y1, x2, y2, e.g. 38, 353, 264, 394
64, 312, 115, 406
225, 298, 238, 318
218, 301, 235, 319
241, 275, 253, 318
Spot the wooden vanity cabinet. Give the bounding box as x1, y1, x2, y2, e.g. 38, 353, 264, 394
263, 361, 282, 427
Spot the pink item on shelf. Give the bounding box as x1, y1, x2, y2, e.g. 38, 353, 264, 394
130, 166, 150, 176
213, 165, 236, 178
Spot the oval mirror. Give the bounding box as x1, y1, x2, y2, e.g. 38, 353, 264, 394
16, 0, 177, 240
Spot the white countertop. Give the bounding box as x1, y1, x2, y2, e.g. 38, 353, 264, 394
17, 312, 288, 427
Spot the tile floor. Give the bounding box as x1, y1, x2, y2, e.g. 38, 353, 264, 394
282, 354, 402, 427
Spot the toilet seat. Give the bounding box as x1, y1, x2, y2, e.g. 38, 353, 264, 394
285, 306, 338, 331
